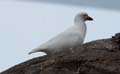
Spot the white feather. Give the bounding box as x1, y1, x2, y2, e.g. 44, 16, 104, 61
28, 12, 93, 55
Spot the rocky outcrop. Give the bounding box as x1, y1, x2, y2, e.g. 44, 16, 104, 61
1, 33, 120, 74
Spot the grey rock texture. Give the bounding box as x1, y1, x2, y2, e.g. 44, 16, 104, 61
1, 33, 120, 74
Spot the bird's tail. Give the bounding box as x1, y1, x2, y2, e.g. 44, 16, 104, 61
28, 50, 37, 55
28, 48, 50, 55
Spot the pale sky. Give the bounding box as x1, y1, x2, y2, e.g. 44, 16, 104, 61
0, 1, 120, 72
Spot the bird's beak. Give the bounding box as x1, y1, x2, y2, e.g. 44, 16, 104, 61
87, 16, 93, 21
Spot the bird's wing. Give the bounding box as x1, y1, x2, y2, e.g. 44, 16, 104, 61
39, 26, 83, 49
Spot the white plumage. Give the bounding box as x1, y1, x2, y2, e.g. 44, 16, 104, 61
29, 12, 93, 55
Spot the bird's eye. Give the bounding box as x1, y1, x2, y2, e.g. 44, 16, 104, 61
83, 14, 88, 17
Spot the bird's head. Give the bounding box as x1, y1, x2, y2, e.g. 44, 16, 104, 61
74, 12, 93, 22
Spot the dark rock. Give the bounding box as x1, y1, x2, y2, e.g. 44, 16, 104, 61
112, 33, 120, 44
1, 33, 120, 74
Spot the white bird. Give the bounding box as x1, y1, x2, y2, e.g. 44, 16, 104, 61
29, 12, 93, 55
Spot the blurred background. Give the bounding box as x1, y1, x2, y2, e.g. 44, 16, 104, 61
0, 0, 120, 72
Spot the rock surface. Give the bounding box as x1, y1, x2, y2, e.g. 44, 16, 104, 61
1, 33, 120, 74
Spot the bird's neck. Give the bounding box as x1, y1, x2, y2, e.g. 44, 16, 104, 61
74, 20, 87, 40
